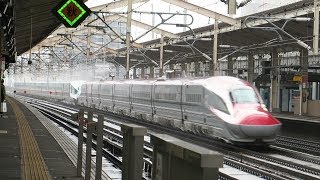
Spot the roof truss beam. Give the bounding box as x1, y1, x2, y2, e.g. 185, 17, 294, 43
104, 14, 179, 39
91, 0, 148, 11
160, 0, 241, 27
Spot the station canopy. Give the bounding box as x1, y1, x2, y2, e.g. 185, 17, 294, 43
12, 0, 316, 71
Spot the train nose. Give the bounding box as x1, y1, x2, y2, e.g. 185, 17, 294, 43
226, 110, 282, 141
239, 111, 280, 125
237, 111, 281, 137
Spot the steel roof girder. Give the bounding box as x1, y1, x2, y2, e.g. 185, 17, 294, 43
145, 4, 313, 50
91, 0, 147, 11
160, 0, 240, 27
103, 14, 179, 39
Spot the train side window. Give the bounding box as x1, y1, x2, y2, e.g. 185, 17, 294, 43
207, 92, 229, 114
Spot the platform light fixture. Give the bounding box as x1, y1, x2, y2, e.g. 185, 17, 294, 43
199, 38, 212, 41
219, 45, 238, 48
297, 40, 312, 50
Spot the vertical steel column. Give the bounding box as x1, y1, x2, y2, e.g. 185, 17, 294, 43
95, 114, 104, 180
194, 62, 200, 77
212, 19, 218, 76
121, 124, 147, 180
116, 64, 120, 78
186, 63, 190, 77
247, 53, 254, 83
140, 66, 145, 79
228, 0, 237, 15
227, 56, 234, 76
313, 0, 319, 100
85, 110, 93, 180
166, 64, 175, 78
300, 49, 309, 115
0, 28, 2, 54
64, 29, 68, 66
183, 9, 187, 32
133, 68, 137, 79
270, 49, 279, 112
126, 0, 133, 79
181, 63, 186, 77
160, 35, 164, 77
0, 29, 3, 104
87, 28, 91, 65
150, 66, 154, 78
29, 14, 32, 66
151, 4, 155, 39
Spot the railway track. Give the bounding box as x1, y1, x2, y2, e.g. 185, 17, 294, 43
274, 136, 320, 156
16, 95, 320, 180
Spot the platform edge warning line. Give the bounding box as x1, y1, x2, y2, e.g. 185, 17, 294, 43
7, 97, 51, 180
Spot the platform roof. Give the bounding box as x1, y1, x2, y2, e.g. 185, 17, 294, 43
15, 0, 63, 56
111, 0, 315, 67
13, 0, 316, 69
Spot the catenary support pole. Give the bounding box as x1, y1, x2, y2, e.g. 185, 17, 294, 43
312, 0, 319, 100
126, 0, 133, 79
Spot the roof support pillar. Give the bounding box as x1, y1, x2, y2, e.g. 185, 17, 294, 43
150, 66, 154, 79
86, 28, 91, 65
181, 63, 186, 77
227, 56, 234, 76
299, 49, 309, 115
247, 53, 254, 83
159, 34, 164, 77
195, 61, 200, 77
169, 64, 174, 78
133, 67, 137, 79
228, 0, 236, 15
312, 0, 319, 100
126, 0, 133, 79
140, 66, 145, 79
212, 19, 218, 76
270, 49, 280, 113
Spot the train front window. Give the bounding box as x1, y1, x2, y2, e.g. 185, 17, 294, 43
231, 88, 259, 104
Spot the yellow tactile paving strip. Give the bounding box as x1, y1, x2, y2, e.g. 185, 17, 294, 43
7, 97, 51, 180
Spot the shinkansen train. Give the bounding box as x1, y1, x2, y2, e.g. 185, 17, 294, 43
14, 76, 281, 144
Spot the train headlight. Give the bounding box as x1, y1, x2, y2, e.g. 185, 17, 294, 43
261, 104, 268, 111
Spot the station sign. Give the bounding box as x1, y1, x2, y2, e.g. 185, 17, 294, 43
52, 0, 91, 28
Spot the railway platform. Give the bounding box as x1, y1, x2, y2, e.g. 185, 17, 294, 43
0, 96, 81, 179
272, 112, 320, 124
271, 112, 320, 142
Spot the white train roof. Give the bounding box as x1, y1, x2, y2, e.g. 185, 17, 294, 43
87, 76, 250, 89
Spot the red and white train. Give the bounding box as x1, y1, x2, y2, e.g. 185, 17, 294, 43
14, 76, 281, 144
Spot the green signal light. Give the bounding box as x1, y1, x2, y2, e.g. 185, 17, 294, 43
57, 0, 86, 26
52, 0, 91, 28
